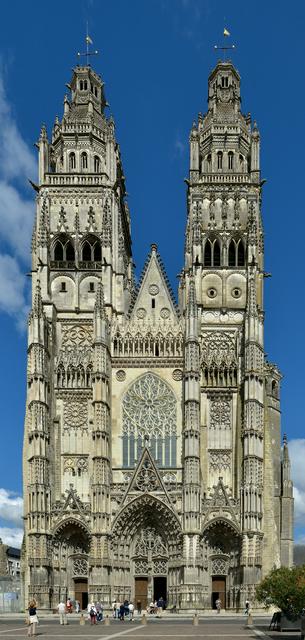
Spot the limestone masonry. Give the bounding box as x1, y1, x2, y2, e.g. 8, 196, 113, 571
22, 59, 294, 610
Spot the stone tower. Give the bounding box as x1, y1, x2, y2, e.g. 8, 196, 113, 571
22, 58, 293, 610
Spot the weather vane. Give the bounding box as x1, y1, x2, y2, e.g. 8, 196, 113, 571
77, 23, 99, 66
214, 28, 236, 60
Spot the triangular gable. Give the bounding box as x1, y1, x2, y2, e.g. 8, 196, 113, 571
121, 447, 172, 505
129, 244, 179, 322
202, 477, 240, 530
61, 484, 87, 517
210, 477, 230, 507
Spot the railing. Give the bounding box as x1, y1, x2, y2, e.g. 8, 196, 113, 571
50, 261, 75, 270
201, 174, 249, 184
44, 173, 109, 186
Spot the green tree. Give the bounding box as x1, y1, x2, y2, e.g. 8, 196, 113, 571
256, 566, 305, 618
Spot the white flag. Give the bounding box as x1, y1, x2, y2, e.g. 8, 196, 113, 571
223, 28, 230, 37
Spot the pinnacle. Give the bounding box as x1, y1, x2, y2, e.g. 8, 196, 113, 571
186, 277, 197, 317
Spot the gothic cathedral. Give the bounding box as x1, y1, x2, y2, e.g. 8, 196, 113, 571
22, 59, 293, 610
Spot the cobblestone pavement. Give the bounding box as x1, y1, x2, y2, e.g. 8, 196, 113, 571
0, 616, 289, 640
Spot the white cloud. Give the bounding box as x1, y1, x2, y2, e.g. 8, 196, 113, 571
289, 439, 305, 526
0, 488, 23, 526
0, 254, 28, 326
0, 74, 36, 183
0, 181, 34, 262
0, 527, 23, 548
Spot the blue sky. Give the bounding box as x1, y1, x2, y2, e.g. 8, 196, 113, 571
0, 0, 304, 548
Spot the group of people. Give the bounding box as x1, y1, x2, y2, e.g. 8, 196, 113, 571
147, 597, 166, 615
86, 600, 104, 624
112, 599, 135, 621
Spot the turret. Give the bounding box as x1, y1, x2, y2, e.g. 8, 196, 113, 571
280, 435, 294, 567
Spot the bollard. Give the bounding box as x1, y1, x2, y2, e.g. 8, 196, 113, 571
79, 614, 85, 625
104, 615, 110, 626
247, 612, 253, 625
193, 613, 199, 626
141, 614, 147, 625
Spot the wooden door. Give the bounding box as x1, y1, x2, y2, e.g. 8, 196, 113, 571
212, 576, 226, 609
135, 577, 148, 610
74, 579, 88, 611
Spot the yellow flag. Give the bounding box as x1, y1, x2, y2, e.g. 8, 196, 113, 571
223, 28, 230, 37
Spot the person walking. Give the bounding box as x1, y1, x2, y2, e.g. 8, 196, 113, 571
75, 600, 80, 613
112, 600, 117, 618
57, 601, 67, 625
128, 602, 134, 621
66, 597, 73, 614
119, 602, 125, 621
27, 599, 38, 637
136, 600, 141, 615
244, 600, 250, 615
215, 598, 221, 613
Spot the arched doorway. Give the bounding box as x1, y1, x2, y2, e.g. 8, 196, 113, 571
202, 519, 241, 610
52, 519, 91, 610
111, 495, 182, 608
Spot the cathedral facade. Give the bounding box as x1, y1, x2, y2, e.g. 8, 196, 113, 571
22, 59, 293, 611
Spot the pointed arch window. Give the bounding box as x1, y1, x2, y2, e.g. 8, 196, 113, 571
228, 237, 245, 267
80, 235, 102, 266
217, 151, 223, 170
204, 237, 221, 267
228, 151, 234, 170
81, 152, 88, 170
122, 373, 177, 468
69, 152, 76, 171
52, 235, 75, 267
207, 153, 212, 172
94, 155, 101, 173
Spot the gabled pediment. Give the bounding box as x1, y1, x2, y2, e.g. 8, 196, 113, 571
202, 477, 240, 531
121, 447, 172, 506
129, 244, 179, 324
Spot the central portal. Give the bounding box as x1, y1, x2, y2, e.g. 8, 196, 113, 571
74, 578, 88, 610
212, 576, 226, 609
153, 576, 167, 603
135, 577, 148, 610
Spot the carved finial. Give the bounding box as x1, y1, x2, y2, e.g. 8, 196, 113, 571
186, 276, 197, 318
283, 433, 288, 446
33, 279, 43, 317
151, 243, 158, 253
94, 279, 106, 319
39, 124, 47, 141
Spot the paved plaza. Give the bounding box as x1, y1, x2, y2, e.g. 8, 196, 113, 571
0, 616, 301, 640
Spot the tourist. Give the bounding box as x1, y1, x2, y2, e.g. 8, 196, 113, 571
75, 600, 80, 613
88, 601, 97, 624
137, 600, 141, 615
128, 601, 134, 621
27, 599, 38, 637
244, 600, 250, 615
157, 597, 164, 617
96, 601, 103, 622
57, 600, 67, 625
66, 597, 73, 613
215, 598, 221, 613
112, 600, 117, 618
119, 602, 125, 621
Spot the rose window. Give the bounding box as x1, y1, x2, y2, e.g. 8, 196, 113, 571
122, 373, 177, 468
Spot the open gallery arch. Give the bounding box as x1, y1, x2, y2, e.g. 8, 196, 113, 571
52, 519, 91, 609
111, 495, 182, 608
